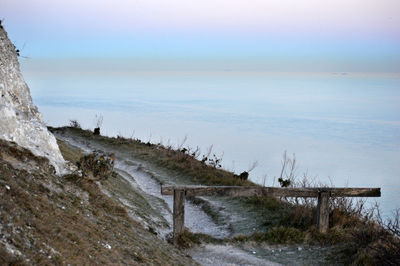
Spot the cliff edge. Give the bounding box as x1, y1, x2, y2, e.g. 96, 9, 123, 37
0, 24, 66, 174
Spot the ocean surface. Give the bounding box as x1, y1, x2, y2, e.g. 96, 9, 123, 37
21, 60, 400, 218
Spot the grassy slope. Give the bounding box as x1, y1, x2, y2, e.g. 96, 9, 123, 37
52, 127, 298, 236
0, 139, 197, 265
57, 137, 171, 233
51, 127, 400, 265
50, 127, 326, 236
51, 127, 255, 187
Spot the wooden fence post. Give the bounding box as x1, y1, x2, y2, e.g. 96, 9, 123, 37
173, 189, 185, 245
161, 185, 380, 237
317, 191, 330, 233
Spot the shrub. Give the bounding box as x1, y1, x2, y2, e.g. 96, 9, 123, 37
282, 204, 316, 230
94, 114, 103, 128
93, 127, 100, 136
69, 119, 81, 128
234, 171, 249, 180
353, 209, 400, 265
76, 151, 115, 180
208, 154, 223, 168
171, 230, 223, 248
93, 114, 103, 135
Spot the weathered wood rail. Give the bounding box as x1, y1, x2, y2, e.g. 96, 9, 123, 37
161, 185, 381, 245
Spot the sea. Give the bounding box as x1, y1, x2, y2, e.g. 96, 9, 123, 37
21, 59, 400, 219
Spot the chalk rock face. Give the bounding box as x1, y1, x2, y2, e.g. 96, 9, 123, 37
0, 25, 67, 174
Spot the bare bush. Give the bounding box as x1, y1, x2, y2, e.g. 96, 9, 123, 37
248, 160, 259, 173
177, 135, 188, 150
147, 132, 152, 144
289, 172, 321, 206
94, 114, 103, 128
190, 146, 201, 159
208, 153, 223, 169
69, 119, 81, 128
262, 174, 267, 187
130, 130, 136, 140
345, 206, 400, 265
201, 145, 213, 164
278, 151, 297, 187
384, 209, 400, 238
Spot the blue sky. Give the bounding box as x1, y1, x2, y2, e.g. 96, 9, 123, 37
2, 0, 400, 72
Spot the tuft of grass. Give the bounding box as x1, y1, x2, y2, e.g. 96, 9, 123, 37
233, 227, 305, 244
244, 196, 282, 211
279, 204, 316, 230
173, 230, 224, 249
262, 227, 305, 244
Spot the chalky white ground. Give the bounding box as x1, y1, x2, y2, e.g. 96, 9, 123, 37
188, 244, 281, 266
55, 133, 282, 266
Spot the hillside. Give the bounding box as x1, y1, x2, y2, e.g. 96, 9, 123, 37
0, 138, 197, 265
49, 127, 335, 265
51, 126, 400, 265
1, 21, 398, 265
2, 125, 399, 265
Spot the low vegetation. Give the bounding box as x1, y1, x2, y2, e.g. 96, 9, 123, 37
50, 126, 255, 187
68, 119, 81, 129
49, 126, 400, 265
0, 138, 197, 265
76, 151, 115, 180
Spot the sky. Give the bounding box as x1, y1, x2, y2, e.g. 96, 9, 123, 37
1, 0, 400, 72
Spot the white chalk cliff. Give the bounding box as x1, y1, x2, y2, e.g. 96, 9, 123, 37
0, 24, 67, 174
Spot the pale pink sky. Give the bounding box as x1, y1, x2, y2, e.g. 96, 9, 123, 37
3, 0, 399, 36
2, 0, 399, 71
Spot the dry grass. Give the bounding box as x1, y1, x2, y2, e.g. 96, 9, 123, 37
0, 139, 197, 265
49, 127, 400, 264
51, 126, 255, 187
329, 207, 400, 265
56, 138, 83, 163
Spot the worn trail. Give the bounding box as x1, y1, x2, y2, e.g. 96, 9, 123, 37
53, 130, 333, 265
55, 133, 231, 239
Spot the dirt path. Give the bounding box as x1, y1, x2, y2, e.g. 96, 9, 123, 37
188, 244, 282, 266
53, 129, 332, 265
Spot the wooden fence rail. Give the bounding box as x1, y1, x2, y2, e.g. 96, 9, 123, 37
161, 185, 381, 245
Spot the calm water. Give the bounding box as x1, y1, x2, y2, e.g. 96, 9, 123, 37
21, 63, 400, 218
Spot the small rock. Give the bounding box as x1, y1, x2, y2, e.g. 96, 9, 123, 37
12, 249, 22, 256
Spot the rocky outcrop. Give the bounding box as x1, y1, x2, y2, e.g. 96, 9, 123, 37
0, 24, 66, 174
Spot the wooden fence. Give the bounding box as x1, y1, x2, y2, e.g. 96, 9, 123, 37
161, 185, 381, 245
